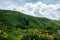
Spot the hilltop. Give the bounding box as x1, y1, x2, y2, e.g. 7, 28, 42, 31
0, 10, 60, 33
0, 10, 60, 40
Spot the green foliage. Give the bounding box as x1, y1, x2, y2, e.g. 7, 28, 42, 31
22, 34, 40, 40
0, 10, 60, 40
0, 10, 60, 30
22, 33, 54, 40
53, 36, 60, 40
0, 33, 16, 40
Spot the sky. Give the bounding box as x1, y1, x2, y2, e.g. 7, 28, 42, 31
0, 0, 60, 20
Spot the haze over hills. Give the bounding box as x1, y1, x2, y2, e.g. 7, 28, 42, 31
0, 10, 60, 34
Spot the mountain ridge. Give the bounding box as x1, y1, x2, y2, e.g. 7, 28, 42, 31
0, 10, 60, 34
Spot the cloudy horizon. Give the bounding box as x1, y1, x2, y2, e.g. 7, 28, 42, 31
0, 0, 60, 20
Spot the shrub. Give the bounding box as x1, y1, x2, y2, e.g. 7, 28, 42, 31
22, 33, 54, 40
22, 34, 39, 40
0, 30, 16, 40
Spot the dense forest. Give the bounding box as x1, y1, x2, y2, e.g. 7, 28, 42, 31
0, 10, 60, 40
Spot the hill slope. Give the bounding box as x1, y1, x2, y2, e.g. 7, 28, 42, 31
0, 10, 60, 33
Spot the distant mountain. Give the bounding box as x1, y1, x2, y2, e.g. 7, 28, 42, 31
0, 10, 60, 33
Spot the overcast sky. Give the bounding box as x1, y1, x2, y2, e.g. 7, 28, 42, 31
0, 0, 60, 20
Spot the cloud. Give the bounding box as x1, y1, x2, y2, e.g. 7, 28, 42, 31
19, 2, 60, 20
0, 0, 15, 10
0, 0, 60, 20
40, 0, 60, 4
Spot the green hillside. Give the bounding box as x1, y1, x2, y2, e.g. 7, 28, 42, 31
0, 10, 60, 40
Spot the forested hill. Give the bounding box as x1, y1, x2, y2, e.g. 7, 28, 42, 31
0, 10, 60, 33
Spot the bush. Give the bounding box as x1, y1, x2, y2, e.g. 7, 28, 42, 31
54, 36, 60, 40
22, 34, 39, 40
0, 30, 16, 40
22, 33, 54, 40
